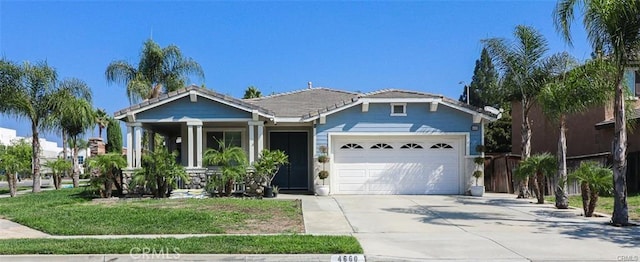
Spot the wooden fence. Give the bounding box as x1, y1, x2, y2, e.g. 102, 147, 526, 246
485, 152, 610, 195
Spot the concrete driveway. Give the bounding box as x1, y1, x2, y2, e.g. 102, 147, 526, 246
302, 193, 640, 261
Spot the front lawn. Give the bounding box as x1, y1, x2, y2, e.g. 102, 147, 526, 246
0, 235, 363, 254
0, 188, 304, 235
546, 193, 640, 220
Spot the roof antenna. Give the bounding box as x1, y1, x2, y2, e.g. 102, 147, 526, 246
308, 82, 312, 89
150, 27, 153, 40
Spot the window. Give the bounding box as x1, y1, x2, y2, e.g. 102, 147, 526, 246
207, 131, 242, 150
78, 156, 84, 165
390, 103, 406, 116
341, 143, 363, 149
430, 143, 453, 149
371, 143, 393, 149
624, 68, 640, 97
401, 143, 423, 149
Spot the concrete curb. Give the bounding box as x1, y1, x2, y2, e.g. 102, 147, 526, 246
0, 254, 340, 262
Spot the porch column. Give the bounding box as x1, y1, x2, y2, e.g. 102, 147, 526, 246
248, 121, 257, 163
186, 121, 202, 168
257, 122, 264, 154
186, 124, 194, 168
196, 125, 203, 167
126, 124, 133, 168
134, 124, 142, 168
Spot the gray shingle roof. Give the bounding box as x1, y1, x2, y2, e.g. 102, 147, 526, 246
244, 88, 359, 118
114, 85, 274, 118
114, 86, 497, 121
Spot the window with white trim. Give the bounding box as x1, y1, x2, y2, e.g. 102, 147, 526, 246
401, 143, 423, 149
371, 143, 393, 149
207, 131, 242, 151
624, 68, 640, 97
430, 143, 453, 149
341, 143, 364, 149
390, 103, 406, 116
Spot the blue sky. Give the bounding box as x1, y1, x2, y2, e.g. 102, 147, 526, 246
0, 1, 590, 146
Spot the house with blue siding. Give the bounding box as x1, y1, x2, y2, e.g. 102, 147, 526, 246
114, 85, 498, 195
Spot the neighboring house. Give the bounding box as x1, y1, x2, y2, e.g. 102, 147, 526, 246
511, 68, 640, 193
114, 85, 497, 195
0, 127, 63, 174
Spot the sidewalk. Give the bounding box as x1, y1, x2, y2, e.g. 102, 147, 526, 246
279, 193, 354, 234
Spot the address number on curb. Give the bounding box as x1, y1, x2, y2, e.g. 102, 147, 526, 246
331, 254, 366, 262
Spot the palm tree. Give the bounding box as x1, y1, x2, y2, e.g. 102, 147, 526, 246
56, 80, 95, 188
105, 39, 205, 104
94, 108, 109, 139
130, 146, 187, 198
44, 158, 72, 190
243, 85, 262, 99
87, 153, 126, 198
538, 57, 616, 209
569, 161, 613, 217
203, 141, 248, 197
0, 60, 90, 193
514, 153, 557, 204
554, 0, 640, 226
482, 25, 561, 198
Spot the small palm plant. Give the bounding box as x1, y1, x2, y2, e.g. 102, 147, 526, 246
44, 158, 72, 190
568, 161, 613, 217
254, 149, 288, 188
515, 153, 556, 204
203, 140, 248, 197
131, 146, 188, 198
0, 140, 32, 197
87, 153, 126, 198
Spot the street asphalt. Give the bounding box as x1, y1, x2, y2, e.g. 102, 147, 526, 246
0, 192, 638, 261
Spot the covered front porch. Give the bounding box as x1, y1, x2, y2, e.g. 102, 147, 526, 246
124, 119, 267, 189
115, 86, 315, 192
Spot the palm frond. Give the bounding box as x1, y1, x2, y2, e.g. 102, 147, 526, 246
105, 60, 136, 86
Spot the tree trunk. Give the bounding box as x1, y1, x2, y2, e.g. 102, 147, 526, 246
114, 169, 123, 196
581, 181, 590, 217
612, 79, 629, 225
518, 101, 532, 198
555, 116, 569, 209
104, 171, 113, 198
6, 173, 17, 197
225, 179, 234, 197
72, 141, 80, 188
53, 174, 61, 190
62, 130, 68, 179
587, 188, 599, 218
535, 171, 544, 204
155, 176, 164, 198
32, 123, 41, 193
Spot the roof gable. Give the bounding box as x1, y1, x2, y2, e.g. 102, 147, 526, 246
114, 85, 273, 121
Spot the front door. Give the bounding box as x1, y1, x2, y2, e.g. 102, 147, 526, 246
270, 132, 309, 190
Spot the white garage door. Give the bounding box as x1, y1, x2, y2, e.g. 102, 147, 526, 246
332, 136, 461, 195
